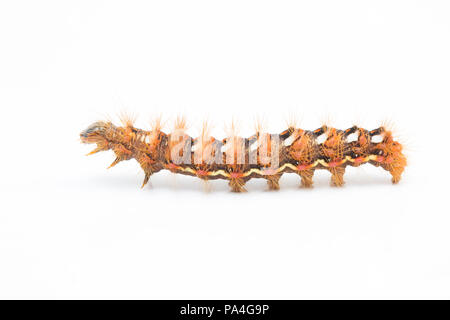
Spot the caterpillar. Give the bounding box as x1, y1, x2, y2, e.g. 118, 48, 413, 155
80, 118, 406, 192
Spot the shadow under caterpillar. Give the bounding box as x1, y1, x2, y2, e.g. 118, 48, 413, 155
80, 119, 406, 192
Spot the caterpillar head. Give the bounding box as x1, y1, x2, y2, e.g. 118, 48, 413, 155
80, 122, 115, 156
80, 121, 110, 144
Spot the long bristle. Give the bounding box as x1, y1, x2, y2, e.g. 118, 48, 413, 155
380, 118, 396, 134
201, 120, 211, 143
197, 120, 213, 164
225, 117, 241, 138
174, 115, 188, 132
119, 110, 137, 127
285, 112, 301, 129
150, 114, 164, 132
254, 115, 267, 135
320, 114, 334, 128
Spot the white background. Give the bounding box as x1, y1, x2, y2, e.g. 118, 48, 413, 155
0, 1, 449, 299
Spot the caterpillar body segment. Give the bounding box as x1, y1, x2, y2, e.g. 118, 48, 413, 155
80, 121, 406, 192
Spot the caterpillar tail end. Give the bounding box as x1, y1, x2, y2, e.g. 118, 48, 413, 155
388, 159, 406, 184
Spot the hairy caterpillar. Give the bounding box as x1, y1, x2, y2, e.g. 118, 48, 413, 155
80, 118, 406, 192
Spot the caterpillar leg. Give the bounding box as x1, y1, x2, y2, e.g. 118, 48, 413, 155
134, 152, 158, 188
86, 144, 109, 156
108, 144, 133, 168
266, 174, 281, 191
107, 157, 122, 169
298, 169, 314, 188
141, 170, 152, 188
229, 178, 247, 192
329, 167, 345, 187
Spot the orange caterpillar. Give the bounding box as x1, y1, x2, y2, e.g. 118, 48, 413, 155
80, 118, 406, 192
